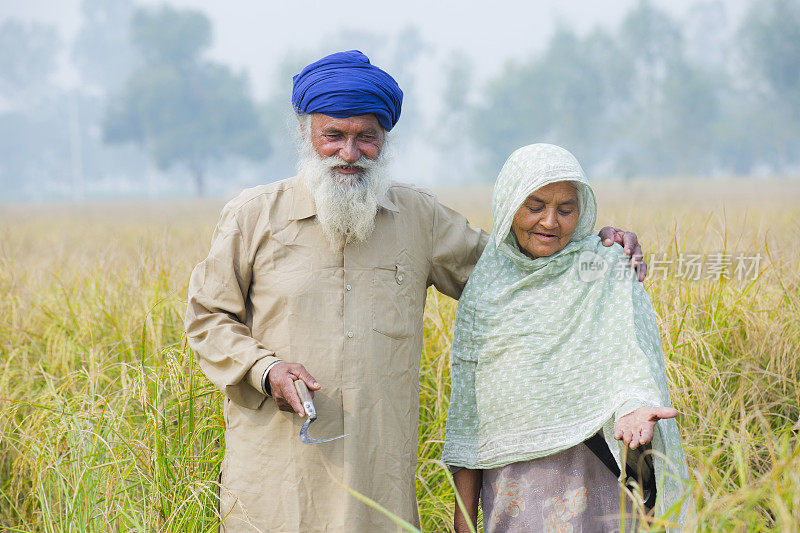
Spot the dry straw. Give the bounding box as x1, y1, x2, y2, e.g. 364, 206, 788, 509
1, 180, 799, 531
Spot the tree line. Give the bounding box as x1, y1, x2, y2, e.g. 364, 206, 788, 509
0, 0, 798, 200
456, 0, 800, 180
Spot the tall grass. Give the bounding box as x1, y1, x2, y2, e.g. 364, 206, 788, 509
2, 180, 799, 531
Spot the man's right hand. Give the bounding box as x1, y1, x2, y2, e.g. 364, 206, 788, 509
268, 362, 321, 416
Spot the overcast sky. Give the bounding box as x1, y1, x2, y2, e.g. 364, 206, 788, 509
3, 0, 748, 99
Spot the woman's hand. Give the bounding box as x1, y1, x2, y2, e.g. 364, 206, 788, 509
614, 406, 678, 449
598, 226, 647, 281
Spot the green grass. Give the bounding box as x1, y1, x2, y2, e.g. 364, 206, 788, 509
2, 180, 800, 531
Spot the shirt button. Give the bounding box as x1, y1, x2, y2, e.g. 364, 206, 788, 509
396, 274, 404, 284
346, 284, 352, 291
347, 331, 354, 338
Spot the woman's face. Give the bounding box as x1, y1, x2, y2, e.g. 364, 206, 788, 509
511, 181, 580, 259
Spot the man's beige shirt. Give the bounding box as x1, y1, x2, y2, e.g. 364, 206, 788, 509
185, 175, 488, 532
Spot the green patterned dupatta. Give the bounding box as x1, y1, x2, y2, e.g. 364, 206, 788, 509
442, 144, 692, 525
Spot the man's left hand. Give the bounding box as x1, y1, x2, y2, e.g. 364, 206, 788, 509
598, 226, 647, 281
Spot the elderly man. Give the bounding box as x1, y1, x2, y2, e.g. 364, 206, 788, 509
185, 50, 647, 532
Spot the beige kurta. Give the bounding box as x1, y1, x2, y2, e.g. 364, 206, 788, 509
185, 175, 488, 532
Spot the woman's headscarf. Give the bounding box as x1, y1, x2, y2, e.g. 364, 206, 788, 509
492, 143, 596, 252
443, 144, 692, 526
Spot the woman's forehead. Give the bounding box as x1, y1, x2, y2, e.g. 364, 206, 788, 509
526, 181, 579, 202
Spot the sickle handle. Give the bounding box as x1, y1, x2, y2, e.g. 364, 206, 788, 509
294, 380, 316, 419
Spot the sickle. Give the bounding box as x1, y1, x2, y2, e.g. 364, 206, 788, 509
294, 380, 348, 445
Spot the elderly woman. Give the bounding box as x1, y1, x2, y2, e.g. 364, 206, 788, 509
442, 144, 691, 532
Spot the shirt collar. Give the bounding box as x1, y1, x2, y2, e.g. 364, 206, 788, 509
378, 193, 399, 213
289, 177, 399, 221
289, 178, 317, 221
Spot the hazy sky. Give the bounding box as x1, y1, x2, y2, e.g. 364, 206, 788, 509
3, 0, 748, 99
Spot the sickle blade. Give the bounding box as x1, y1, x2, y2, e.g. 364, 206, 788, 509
294, 380, 348, 444
298, 417, 348, 445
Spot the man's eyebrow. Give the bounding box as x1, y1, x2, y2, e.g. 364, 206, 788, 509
321, 127, 379, 136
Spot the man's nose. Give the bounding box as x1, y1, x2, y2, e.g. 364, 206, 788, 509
338, 138, 361, 163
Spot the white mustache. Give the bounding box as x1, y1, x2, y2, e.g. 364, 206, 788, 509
321, 154, 380, 176
298, 135, 389, 248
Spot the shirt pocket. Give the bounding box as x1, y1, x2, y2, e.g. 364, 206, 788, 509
372, 262, 416, 339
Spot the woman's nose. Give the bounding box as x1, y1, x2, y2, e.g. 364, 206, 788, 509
541, 209, 558, 228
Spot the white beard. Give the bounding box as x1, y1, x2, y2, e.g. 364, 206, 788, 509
297, 135, 390, 248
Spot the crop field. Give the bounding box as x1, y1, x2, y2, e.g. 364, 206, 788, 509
1, 178, 800, 531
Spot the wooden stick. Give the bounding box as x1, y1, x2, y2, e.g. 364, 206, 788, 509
294, 380, 313, 404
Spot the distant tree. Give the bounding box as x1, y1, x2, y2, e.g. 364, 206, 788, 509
615, 0, 684, 177
260, 52, 311, 180
433, 51, 482, 182
468, 1, 740, 179
620, 0, 682, 73
0, 19, 59, 103
470, 26, 630, 177
682, 1, 730, 70
439, 52, 472, 119
387, 26, 431, 136
0, 19, 66, 196
659, 57, 722, 174
535, 27, 632, 169
738, 0, 800, 169
104, 6, 270, 196
72, 0, 136, 95
129, 6, 211, 67
470, 57, 549, 175
0, 104, 70, 196
69, 0, 147, 198
739, 0, 800, 105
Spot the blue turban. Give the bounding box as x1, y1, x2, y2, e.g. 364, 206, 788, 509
292, 50, 403, 131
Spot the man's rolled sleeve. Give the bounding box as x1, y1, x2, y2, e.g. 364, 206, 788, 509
185, 205, 278, 410
427, 199, 489, 300
246, 357, 275, 395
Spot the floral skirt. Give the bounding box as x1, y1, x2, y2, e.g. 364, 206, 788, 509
481, 441, 635, 532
